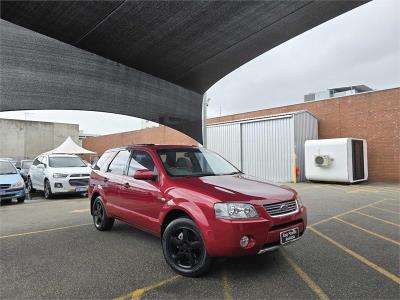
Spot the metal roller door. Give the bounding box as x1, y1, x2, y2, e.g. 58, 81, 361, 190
241, 117, 294, 182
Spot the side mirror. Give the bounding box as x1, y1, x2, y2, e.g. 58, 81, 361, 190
16, 167, 21, 170
133, 169, 155, 181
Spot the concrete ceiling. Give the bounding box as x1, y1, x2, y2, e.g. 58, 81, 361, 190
0, 1, 369, 94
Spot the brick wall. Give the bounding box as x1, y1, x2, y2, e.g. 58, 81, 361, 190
83, 88, 400, 182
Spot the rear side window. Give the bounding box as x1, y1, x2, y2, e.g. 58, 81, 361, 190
93, 150, 115, 171
107, 150, 130, 175
128, 150, 156, 176
32, 157, 41, 166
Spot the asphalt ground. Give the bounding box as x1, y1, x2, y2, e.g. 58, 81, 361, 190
0, 182, 399, 300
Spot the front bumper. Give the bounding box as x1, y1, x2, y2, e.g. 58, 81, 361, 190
51, 177, 89, 194
204, 206, 307, 257
0, 187, 25, 200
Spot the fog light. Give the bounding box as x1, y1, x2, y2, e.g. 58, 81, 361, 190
54, 183, 63, 188
240, 236, 250, 248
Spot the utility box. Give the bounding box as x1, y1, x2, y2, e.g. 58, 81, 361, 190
305, 138, 368, 183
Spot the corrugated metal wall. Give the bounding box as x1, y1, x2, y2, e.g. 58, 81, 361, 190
294, 112, 318, 181
241, 116, 294, 182
207, 123, 242, 169
207, 111, 318, 183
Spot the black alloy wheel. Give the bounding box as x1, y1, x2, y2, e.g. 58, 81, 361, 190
92, 197, 114, 231
162, 217, 211, 277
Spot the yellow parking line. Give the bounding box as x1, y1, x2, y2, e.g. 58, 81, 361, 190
384, 199, 400, 203
310, 199, 387, 227
282, 252, 329, 300
114, 275, 180, 300
354, 211, 400, 227
309, 227, 400, 285
70, 208, 90, 213
0, 223, 92, 239
221, 270, 233, 300
374, 202, 400, 210
334, 217, 400, 246
370, 206, 400, 214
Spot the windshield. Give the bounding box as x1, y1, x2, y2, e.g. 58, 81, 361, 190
157, 148, 240, 178
0, 161, 17, 175
21, 161, 33, 169
49, 156, 87, 168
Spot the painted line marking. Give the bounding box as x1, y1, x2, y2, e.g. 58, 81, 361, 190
334, 217, 400, 246
309, 227, 400, 285
354, 211, 400, 227
114, 275, 180, 300
70, 208, 90, 213
310, 199, 388, 227
370, 206, 400, 215
282, 252, 329, 300
373, 202, 400, 210
221, 270, 233, 300
0, 223, 92, 239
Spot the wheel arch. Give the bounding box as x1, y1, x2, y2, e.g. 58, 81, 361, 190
161, 209, 193, 236
90, 192, 101, 215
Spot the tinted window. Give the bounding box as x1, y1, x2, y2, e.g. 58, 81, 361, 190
0, 161, 17, 175
93, 150, 115, 171
128, 151, 156, 176
157, 148, 239, 178
49, 156, 87, 168
108, 150, 130, 175
32, 157, 41, 166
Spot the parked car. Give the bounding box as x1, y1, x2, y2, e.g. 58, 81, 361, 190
19, 159, 33, 183
0, 157, 18, 167
0, 159, 26, 204
89, 145, 307, 277
27, 154, 91, 199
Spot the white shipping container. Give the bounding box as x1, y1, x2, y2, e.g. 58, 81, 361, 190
305, 138, 368, 183
207, 111, 318, 182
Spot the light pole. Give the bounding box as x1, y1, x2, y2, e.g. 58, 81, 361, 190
202, 93, 211, 148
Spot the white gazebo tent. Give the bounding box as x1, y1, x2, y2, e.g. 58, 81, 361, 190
44, 136, 96, 155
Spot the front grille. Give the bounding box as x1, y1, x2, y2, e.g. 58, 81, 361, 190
70, 174, 90, 177
69, 179, 89, 187
264, 200, 298, 216
0, 184, 11, 190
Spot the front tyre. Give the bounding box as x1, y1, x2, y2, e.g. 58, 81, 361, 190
17, 196, 25, 203
27, 177, 35, 193
92, 197, 114, 231
44, 179, 53, 199
162, 217, 211, 277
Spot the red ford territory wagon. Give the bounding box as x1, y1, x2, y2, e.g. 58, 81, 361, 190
89, 145, 307, 276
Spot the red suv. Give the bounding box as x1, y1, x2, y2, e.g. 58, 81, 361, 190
89, 145, 307, 276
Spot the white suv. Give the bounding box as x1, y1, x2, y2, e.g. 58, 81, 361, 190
27, 154, 92, 199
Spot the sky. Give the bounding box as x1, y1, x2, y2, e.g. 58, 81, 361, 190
1, 0, 399, 135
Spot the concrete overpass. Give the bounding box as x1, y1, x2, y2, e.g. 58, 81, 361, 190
0, 1, 369, 143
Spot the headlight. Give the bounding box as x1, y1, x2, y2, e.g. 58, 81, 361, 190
53, 173, 68, 178
11, 180, 24, 189
296, 195, 303, 207
214, 203, 259, 219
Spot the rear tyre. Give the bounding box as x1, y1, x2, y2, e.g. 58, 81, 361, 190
92, 197, 114, 231
44, 179, 53, 199
27, 177, 35, 193
162, 217, 212, 277
17, 196, 25, 203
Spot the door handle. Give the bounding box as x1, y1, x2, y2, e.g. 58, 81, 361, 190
103, 177, 109, 183
123, 182, 130, 188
